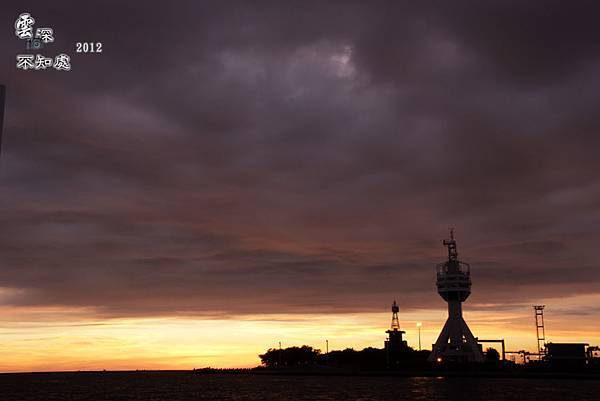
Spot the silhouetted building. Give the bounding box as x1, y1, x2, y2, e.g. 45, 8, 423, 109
587, 346, 600, 367
429, 230, 484, 363
384, 300, 408, 367
546, 342, 588, 368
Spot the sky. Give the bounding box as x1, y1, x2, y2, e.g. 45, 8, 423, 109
1, 0, 600, 372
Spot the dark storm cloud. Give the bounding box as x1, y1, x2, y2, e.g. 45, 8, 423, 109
1, 1, 600, 317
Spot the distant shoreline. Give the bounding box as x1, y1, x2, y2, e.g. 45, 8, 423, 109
2, 368, 598, 381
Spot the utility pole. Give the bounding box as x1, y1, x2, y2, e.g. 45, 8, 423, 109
278, 341, 282, 368
417, 322, 422, 351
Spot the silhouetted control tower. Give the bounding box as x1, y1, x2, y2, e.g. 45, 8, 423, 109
384, 300, 408, 367
385, 300, 408, 366
428, 230, 484, 362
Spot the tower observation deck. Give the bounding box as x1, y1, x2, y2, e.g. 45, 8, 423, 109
428, 230, 484, 363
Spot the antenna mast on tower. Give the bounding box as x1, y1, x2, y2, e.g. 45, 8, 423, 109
390, 300, 400, 331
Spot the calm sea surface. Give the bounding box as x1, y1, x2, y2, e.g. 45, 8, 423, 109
0, 371, 598, 401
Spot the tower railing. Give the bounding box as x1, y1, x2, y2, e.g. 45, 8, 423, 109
436, 262, 470, 278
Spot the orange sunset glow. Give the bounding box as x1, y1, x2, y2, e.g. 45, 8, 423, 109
2, 293, 600, 372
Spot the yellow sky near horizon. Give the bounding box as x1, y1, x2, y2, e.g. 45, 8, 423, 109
1, 293, 599, 373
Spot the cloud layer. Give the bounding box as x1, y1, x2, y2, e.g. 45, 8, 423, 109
1, 1, 600, 318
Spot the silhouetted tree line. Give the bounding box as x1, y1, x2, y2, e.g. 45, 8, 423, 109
259, 346, 321, 367
259, 345, 431, 370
